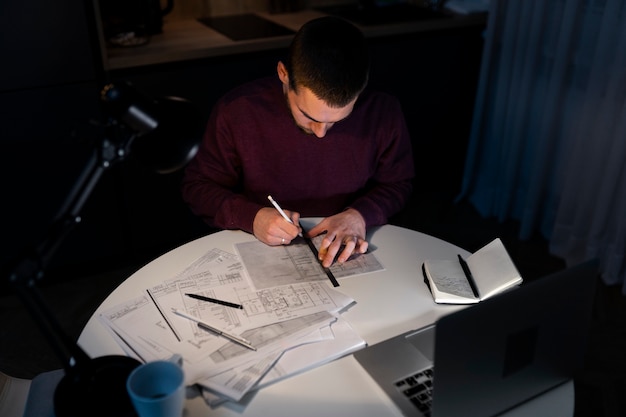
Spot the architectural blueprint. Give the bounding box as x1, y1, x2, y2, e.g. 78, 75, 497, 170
98, 247, 358, 398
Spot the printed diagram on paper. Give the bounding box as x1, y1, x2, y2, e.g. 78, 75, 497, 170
235, 234, 384, 290
234, 238, 330, 289
100, 242, 365, 404
99, 247, 354, 382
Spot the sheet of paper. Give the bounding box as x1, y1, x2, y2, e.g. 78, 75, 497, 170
197, 326, 328, 402
198, 316, 366, 404
201, 351, 285, 402
98, 246, 362, 400
100, 297, 339, 383
169, 247, 242, 283
255, 316, 366, 388
425, 259, 476, 299
234, 238, 329, 289
466, 238, 523, 299
99, 249, 354, 381
235, 235, 384, 290
308, 234, 386, 279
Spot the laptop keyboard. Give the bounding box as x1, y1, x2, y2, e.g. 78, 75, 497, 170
395, 367, 434, 416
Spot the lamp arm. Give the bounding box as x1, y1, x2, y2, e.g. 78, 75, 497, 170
8, 133, 134, 374
6, 80, 200, 416
40, 135, 133, 267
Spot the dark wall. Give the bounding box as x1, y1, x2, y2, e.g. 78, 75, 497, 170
0, 1, 110, 286
1, 3, 484, 291
367, 28, 484, 191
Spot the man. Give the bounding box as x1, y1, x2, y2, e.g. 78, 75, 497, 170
182, 16, 414, 267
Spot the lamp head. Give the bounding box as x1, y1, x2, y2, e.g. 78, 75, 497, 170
100, 82, 202, 174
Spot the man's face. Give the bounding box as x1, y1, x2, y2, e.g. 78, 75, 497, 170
283, 83, 356, 138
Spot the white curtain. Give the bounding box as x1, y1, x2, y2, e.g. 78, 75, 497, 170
458, 0, 626, 291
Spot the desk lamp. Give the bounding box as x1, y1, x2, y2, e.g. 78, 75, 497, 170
8, 81, 203, 417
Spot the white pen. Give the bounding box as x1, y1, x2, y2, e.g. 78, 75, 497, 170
171, 308, 256, 351
267, 195, 303, 237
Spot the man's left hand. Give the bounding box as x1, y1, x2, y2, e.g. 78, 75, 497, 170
306, 208, 368, 268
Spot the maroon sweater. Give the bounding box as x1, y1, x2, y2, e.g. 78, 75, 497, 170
181, 76, 414, 233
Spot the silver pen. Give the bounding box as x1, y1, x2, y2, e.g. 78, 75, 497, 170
171, 308, 256, 351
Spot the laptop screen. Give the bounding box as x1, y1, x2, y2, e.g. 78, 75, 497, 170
431, 260, 598, 416
354, 259, 598, 417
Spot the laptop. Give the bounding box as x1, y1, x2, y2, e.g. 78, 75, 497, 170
354, 259, 599, 417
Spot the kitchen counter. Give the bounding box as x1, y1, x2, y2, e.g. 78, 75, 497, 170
102, 9, 487, 71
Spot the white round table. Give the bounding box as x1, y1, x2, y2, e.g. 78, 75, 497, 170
78, 220, 573, 417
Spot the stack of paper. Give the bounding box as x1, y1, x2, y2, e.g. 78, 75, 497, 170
99, 240, 379, 405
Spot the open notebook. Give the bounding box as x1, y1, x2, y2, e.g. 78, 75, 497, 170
354, 260, 598, 417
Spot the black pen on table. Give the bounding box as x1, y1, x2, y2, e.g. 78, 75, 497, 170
185, 293, 243, 309
267, 195, 303, 237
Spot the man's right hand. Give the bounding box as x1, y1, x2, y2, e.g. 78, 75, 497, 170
252, 207, 302, 246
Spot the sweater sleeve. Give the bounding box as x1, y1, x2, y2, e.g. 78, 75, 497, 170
181, 99, 261, 233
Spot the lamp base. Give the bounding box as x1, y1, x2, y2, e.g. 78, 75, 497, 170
54, 355, 141, 417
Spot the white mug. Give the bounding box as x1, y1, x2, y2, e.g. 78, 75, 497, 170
126, 354, 185, 417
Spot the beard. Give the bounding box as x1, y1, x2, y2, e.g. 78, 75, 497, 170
283, 89, 315, 135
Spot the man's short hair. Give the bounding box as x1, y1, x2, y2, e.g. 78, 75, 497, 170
285, 16, 370, 107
